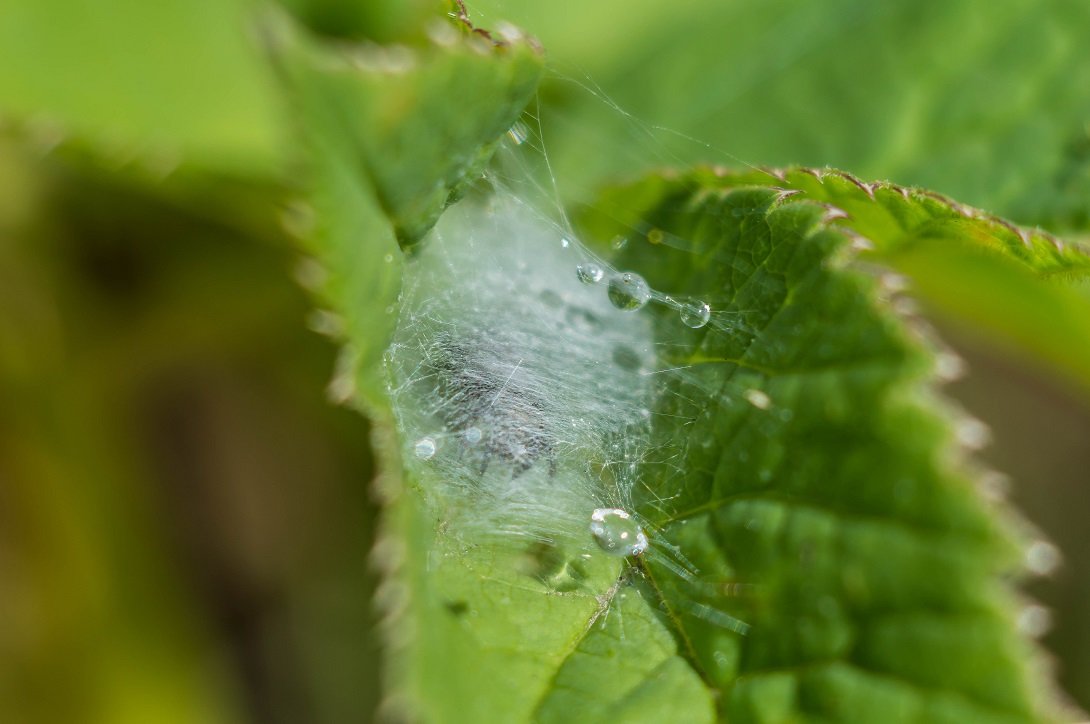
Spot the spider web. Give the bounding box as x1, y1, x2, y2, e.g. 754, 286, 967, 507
384, 71, 769, 635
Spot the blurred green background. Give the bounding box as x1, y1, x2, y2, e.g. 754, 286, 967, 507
0, 0, 1088, 722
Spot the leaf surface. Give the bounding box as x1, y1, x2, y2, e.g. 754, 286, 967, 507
592, 167, 1090, 396
274, 6, 544, 405
284, 7, 1081, 724
578, 174, 1070, 722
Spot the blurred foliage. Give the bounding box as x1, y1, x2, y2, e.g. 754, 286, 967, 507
0, 0, 1088, 722
470, 0, 1090, 233
0, 0, 283, 176
0, 141, 380, 723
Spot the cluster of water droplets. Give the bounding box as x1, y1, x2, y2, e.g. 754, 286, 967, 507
574, 255, 711, 329
387, 190, 669, 566
381, 103, 773, 638
394, 181, 775, 582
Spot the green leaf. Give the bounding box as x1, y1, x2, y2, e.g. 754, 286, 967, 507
577, 174, 1069, 721
273, 6, 544, 406
535, 590, 715, 724
377, 195, 717, 723
284, 7, 1078, 724
278, 0, 447, 44
591, 167, 1090, 397
312, 159, 1075, 720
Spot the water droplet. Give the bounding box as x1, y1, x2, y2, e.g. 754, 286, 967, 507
743, 389, 771, 409
560, 237, 572, 249
680, 300, 711, 328
414, 437, 437, 460
464, 427, 482, 444
384, 253, 394, 263
576, 263, 604, 284
607, 272, 651, 311
611, 235, 628, 250
589, 508, 648, 557
647, 228, 665, 245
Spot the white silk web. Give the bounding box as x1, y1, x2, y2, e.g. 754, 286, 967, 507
384, 77, 764, 636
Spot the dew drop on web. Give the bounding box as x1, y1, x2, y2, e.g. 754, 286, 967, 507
607, 272, 651, 311
589, 508, 649, 556
414, 436, 437, 460
576, 262, 605, 285
680, 299, 711, 328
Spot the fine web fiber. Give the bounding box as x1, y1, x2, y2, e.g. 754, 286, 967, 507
386, 188, 657, 554
386, 63, 764, 634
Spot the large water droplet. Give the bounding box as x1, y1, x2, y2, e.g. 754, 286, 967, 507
576, 262, 604, 285
680, 300, 711, 328
414, 436, 437, 460
590, 508, 649, 556
464, 426, 482, 445
607, 272, 651, 311
743, 389, 771, 409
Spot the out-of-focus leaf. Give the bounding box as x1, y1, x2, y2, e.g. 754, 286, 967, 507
469, 0, 1090, 232
277, 0, 446, 44
0, 0, 283, 175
